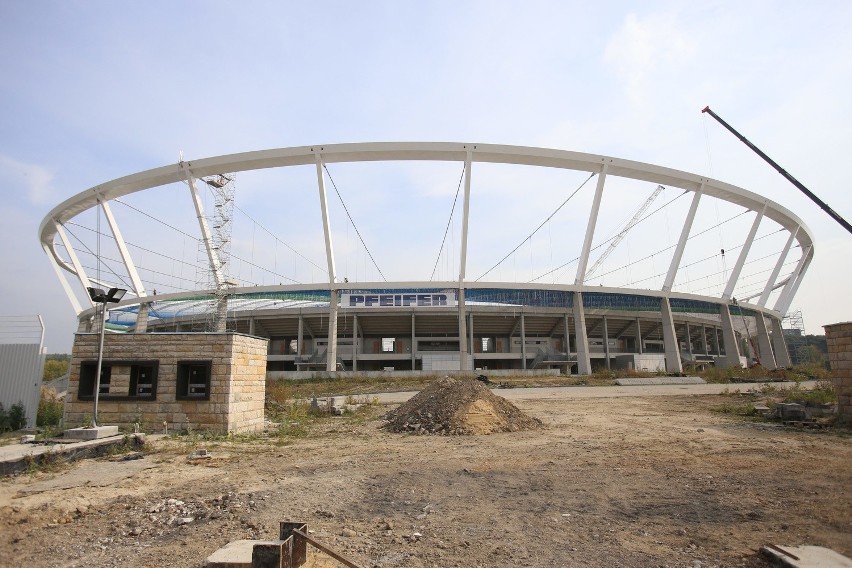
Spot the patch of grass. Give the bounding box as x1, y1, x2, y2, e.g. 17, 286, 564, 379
779, 380, 837, 406
711, 402, 759, 417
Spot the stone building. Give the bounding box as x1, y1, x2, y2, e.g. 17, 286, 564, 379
65, 333, 268, 434
824, 322, 852, 424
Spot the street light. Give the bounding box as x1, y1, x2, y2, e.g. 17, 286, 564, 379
87, 287, 127, 428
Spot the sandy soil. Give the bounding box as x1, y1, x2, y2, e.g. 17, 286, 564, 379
0, 393, 849, 568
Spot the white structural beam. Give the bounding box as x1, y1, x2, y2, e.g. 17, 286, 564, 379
315, 154, 337, 285
774, 246, 811, 314
754, 314, 777, 369
720, 304, 742, 368
660, 298, 683, 373
42, 242, 83, 315
315, 154, 338, 371
575, 164, 608, 285
100, 200, 146, 296
663, 185, 703, 292
722, 205, 766, 300
458, 150, 473, 370
775, 247, 812, 315
573, 293, 591, 374
770, 317, 792, 367
458, 149, 473, 282
183, 165, 224, 288
55, 221, 94, 307
758, 227, 798, 307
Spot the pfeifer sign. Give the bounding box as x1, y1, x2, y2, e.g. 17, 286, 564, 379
342, 293, 457, 308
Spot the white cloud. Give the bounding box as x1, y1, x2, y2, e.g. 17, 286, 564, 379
603, 11, 697, 106
0, 155, 56, 205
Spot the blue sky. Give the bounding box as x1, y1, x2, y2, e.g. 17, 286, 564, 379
1, 1, 850, 352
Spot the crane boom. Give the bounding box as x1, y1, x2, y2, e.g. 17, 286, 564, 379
586, 185, 665, 280
702, 106, 852, 235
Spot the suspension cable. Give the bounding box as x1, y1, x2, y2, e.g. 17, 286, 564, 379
430, 164, 466, 281
322, 164, 387, 282
232, 203, 327, 274
476, 172, 596, 282
529, 187, 689, 283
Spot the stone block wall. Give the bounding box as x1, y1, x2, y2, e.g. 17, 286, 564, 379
824, 322, 852, 423
65, 333, 268, 434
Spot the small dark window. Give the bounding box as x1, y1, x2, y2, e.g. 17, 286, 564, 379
78, 360, 158, 400
79, 362, 112, 399
128, 363, 159, 398
177, 361, 212, 400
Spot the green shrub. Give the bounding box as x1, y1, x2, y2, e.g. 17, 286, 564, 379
0, 403, 9, 432
37, 387, 64, 427
8, 401, 27, 431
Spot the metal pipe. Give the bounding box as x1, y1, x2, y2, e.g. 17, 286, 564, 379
702, 106, 851, 234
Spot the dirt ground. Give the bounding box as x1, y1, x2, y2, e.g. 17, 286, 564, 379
1, 393, 850, 568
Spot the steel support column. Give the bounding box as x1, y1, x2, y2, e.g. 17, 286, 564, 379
573, 293, 591, 374
660, 298, 683, 373
315, 154, 338, 371
723, 206, 765, 300
754, 314, 777, 369
663, 186, 703, 292
575, 166, 607, 285
770, 317, 792, 367
135, 302, 150, 333
758, 227, 798, 307
352, 313, 358, 372
720, 304, 742, 368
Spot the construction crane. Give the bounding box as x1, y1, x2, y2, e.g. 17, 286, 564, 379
702, 106, 852, 235
586, 184, 665, 280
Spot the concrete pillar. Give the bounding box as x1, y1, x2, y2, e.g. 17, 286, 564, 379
564, 313, 571, 354
770, 317, 792, 367
520, 312, 527, 370
458, 288, 468, 371
297, 315, 304, 359
411, 313, 416, 370
352, 313, 358, 372
636, 318, 643, 354
685, 322, 693, 359
660, 298, 683, 373
326, 290, 339, 372
823, 322, 852, 424
702, 325, 709, 355
755, 314, 777, 369
214, 295, 228, 332
135, 302, 150, 334
573, 293, 591, 374
249, 317, 256, 336
469, 312, 475, 367
602, 316, 611, 370
720, 304, 742, 368
715, 327, 722, 356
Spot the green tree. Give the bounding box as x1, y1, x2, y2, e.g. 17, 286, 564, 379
8, 402, 26, 431
43, 359, 69, 381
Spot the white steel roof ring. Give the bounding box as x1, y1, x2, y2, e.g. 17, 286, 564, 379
39, 142, 814, 319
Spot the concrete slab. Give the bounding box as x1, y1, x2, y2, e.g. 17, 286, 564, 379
761, 544, 852, 567
203, 539, 287, 568
614, 376, 706, 386
64, 425, 120, 440
0, 434, 131, 476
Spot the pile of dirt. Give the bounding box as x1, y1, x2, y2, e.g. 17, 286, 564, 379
384, 377, 543, 435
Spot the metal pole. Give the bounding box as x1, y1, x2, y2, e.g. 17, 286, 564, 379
702, 106, 852, 234
92, 301, 106, 427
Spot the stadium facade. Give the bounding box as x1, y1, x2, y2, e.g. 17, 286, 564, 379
39, 143, 813, 376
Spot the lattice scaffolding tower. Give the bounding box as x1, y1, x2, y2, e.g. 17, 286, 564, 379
196, 173, 236, 332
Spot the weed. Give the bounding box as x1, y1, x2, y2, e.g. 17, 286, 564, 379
712, 402, 758, 416
37, 386, 64, 428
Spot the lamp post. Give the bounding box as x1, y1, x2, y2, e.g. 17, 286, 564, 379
87, 287, 127, 428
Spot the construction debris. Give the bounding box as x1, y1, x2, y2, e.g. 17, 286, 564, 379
384, 377, 542, 435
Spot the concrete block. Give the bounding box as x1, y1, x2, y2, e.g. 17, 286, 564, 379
64, 425, 120, 440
